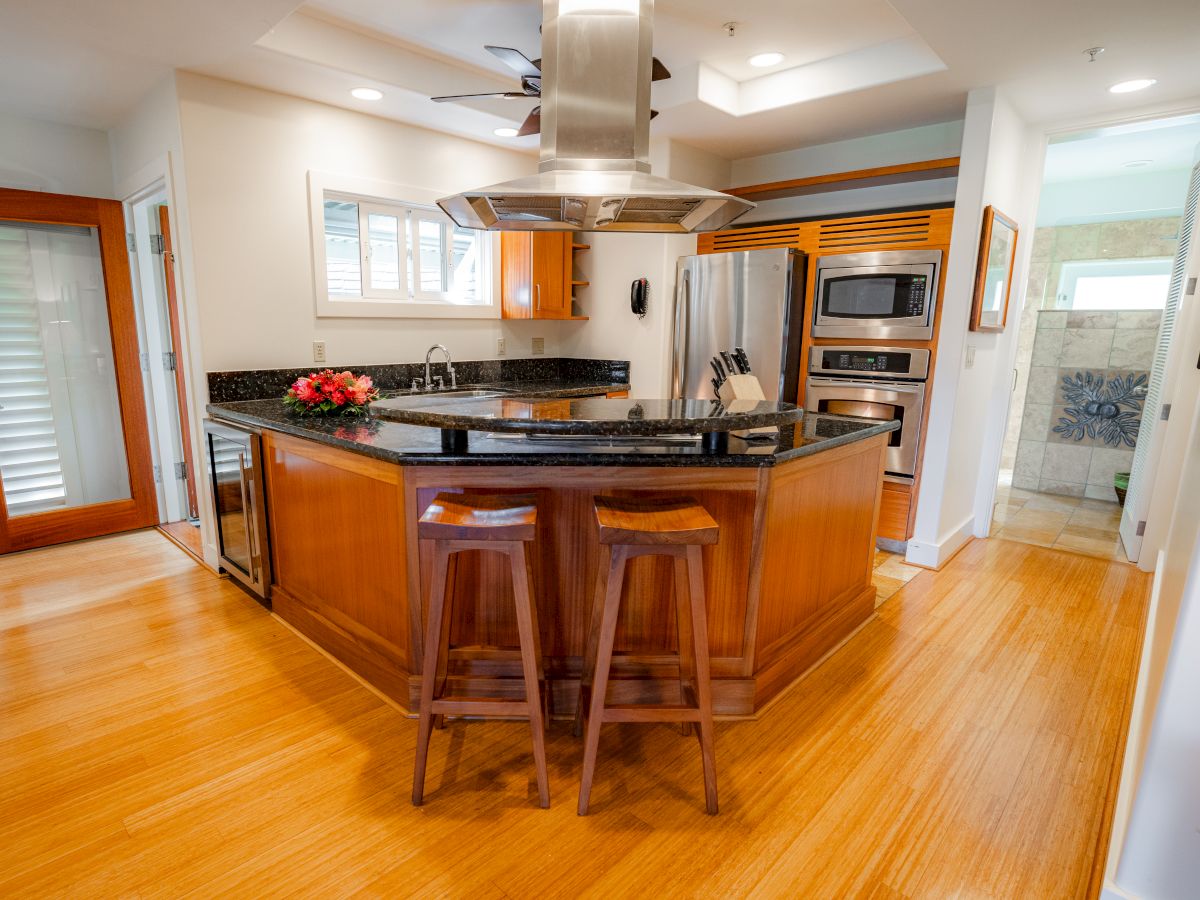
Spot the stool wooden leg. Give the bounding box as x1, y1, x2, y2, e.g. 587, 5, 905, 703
673, 552, 695, 738
433, 551, 458, 731
413, 542, 451, 806
510, 542, 550, 809
578, 545, 627, 816
525, 550, 551, 729
686, 544, 718, 815
574, 543, 612, 738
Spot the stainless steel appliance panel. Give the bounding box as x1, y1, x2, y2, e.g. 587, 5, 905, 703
812, 249, 941, 340
204, 420, 270, 603
804, 376, 926, 480
808, 345, 930, 379
672, 247, 805, 401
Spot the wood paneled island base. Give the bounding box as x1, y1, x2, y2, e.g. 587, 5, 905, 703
259, 429, 888, 716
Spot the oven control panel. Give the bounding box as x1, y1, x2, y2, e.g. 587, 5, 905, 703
809, 346, 930, 380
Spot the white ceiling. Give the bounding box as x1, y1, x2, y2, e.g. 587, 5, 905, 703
0, 0, 302, 129
1044, 115, 1200, 183
3, 0, 1200, 164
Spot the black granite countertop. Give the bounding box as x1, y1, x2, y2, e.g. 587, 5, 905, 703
207, 396, 899, 469
371, 396, 803, 436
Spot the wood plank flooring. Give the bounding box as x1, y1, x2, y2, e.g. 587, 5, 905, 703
0, 530, 1149, 897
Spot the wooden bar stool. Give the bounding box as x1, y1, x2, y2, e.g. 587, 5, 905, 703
411, 491, 550, 808
575, 495, 720, 815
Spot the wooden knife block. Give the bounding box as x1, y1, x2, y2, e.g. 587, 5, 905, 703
717, 374, 776, 437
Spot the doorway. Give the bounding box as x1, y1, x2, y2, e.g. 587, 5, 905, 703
992, 114, 1200, 561
0, 188, 158, 552
125, 187, 201, 560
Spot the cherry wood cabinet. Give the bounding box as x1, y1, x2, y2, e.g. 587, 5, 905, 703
500, 232, 589, 320
259, 428, 887, 716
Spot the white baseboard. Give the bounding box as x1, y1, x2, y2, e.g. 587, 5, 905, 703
905, 515, 974, 569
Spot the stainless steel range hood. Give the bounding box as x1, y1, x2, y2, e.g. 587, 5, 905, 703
438, 0, 754, 233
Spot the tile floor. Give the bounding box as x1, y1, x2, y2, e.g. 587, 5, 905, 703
872, 547, 923, 606
991, 470, 1129, 562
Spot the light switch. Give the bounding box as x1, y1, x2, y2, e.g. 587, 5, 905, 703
497, 337, 506, 357
313, 340, 327, 364
964, 345, 976, 369
532, 337, 545, 356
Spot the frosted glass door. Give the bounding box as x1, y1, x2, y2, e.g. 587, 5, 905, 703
0, 221, 131, 516
0, 189, 155, 554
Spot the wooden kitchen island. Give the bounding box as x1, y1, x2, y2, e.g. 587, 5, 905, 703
209, 396, 897, 716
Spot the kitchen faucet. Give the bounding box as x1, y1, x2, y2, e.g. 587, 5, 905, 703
420, 344, 456, 392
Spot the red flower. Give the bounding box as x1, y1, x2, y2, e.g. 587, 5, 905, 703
331, 390, 346, 405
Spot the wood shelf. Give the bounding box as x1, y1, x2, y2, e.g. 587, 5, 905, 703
572, 243, 591, 251
571, 280, 590, 287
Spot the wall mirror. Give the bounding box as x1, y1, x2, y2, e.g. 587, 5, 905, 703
970, 205, 1019, 332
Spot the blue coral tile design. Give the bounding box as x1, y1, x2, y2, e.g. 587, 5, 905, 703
1049, 368, 1148, 448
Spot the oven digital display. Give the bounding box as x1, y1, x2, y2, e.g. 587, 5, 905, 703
821, 351, 911, 374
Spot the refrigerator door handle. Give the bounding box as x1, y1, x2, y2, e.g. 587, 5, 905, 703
672, 268, 690, 398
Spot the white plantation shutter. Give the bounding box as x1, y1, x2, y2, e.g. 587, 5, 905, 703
0, 226, 67, 516
1120, 158, 1200, 558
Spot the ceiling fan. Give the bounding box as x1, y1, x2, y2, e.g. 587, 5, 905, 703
432, 44, 670, 137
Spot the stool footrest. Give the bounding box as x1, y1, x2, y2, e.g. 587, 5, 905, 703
431, 698, 532, 718
601, 704, 702, 724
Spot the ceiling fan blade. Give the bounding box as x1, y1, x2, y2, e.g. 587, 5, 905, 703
431, 91, 531, 102
486, 45, 541, 78
516, 106, 541, 137
651, 57, 671, 81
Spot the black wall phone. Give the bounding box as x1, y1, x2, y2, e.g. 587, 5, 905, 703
630, 277, 648, 318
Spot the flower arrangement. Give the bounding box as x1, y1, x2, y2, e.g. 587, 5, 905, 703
283, 369, 379, 417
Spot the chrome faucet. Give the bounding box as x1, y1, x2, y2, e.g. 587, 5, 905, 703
424, 344, 456, 391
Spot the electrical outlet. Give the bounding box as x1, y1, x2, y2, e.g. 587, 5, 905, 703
496, 337, 506, 357
313, 340, 327, 364
532, 336, 545, 356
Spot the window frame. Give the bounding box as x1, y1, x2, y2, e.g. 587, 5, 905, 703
1055, 257, 1173, 311
308, 171, 499, 319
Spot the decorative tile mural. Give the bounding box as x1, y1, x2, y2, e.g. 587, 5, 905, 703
1050, 370, 1148, 447
1012, 309, 1159, 500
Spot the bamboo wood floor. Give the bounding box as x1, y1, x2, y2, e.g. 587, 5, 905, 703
0, 529, 1149, 897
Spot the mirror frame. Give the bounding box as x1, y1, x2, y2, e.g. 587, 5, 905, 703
970, 205, 1019, 333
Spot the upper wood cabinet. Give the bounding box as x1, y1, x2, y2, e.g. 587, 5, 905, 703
500, 232, 588, 320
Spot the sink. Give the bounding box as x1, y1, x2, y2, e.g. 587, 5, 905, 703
374, 390, 506, 410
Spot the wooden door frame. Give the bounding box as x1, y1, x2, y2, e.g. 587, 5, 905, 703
0, 188, 158, 553
158, 205, 198, 520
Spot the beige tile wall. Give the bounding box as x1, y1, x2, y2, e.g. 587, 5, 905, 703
1012, 308, 1159, 500
1001, 217, 1179, 471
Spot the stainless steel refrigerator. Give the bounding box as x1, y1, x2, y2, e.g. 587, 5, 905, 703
671, 247, 807, 401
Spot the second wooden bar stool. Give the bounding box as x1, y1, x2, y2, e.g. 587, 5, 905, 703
575, 495, 720, 815
412, 491, 550, 808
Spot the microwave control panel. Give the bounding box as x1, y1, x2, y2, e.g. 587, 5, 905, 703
904, 276, 928, 315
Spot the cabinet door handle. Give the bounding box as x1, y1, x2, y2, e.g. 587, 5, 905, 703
535, 282, 542, 311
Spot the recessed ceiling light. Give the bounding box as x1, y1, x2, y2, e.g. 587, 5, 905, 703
1123, 159, 1153, 168
748, 52, 785, 68
351, 87, 383, 101
1109, 79, 1157, 94
493, 127, 519, 138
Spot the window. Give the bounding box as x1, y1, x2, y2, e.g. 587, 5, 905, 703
1056, 258, 1172, 311
309, 172, 495, 318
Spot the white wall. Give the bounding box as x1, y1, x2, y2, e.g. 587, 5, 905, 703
0, 111, 113, 197
560, 232, 696, 397
1037, 169, 1192, 227
729, 120, 964, 223
907, 88, 1043, 568
172, 72, 569, 372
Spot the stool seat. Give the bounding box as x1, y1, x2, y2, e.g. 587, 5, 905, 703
593, 495, 719, 546
418, 492, 537, 542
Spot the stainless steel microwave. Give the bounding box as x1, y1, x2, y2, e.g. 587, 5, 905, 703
812, 249, 942, 341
